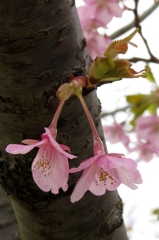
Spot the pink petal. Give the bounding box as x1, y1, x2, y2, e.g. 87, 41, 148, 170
89, 181, 106, 195
60, 144, 70, 152
103, 124, 130, 147
106, 155, 137, 169
95, 154, 119, 170
32, 146, 55, 192
89, 163, 120, 194
6, 141, 39, 154
94, 153, 142, 190
89, 170, 119, 193
112, 167, 141, 190
32, 144, 69, 194
52, 150, 69, 192
69, 153, 100, 173
70, 166, 96, 203
45, 128, 76, 159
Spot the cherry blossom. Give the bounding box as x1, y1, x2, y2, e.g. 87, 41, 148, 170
135, 115, 159, 150
70, 151, 142, 202
6, 128, 76, 194
78, 0, 123, 27
130, 142, 158, 162
70, 90, 142, 202
103, 122, 130, 147
77, 0, 123, 58
77, 11, 111, 59
5, 80, 78, 194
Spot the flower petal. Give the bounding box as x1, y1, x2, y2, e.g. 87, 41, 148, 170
31, 145, 55, 192
69, 153, 101, 173
70, 166, 96, 203
45, 128, 77, 159
6, 140, 45, 155
106, 154, 137, 169
89, 173, 106, 196
89, 164, 120, 194
32, 143, 69, 194
51, 150, 69, 193
112, 167, 142, 190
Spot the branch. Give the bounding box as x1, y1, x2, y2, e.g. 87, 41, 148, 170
128, 57, 159, 64
101, 106, 130, 118
133, 0, 159, 63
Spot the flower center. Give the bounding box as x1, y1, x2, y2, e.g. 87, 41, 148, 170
32, 156, 52, 177
95, 167, 116, 186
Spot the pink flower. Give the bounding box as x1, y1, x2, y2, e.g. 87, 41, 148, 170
69, 92, 142, 202
129, 142, 158, 162
103, 123, 130, 148
70, 151, 142, 202
77, 1, 121, 59
77, 12, 111, 59
135, 115, 159, 150
6, 128, 76, 194
79, 0, 123, 27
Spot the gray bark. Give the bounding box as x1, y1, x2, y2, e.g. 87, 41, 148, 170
0, 0, 128, 239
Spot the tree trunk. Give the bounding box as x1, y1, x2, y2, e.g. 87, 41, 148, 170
0, 1, 128, 239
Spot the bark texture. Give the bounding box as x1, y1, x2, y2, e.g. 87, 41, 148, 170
0, 1, 128, 239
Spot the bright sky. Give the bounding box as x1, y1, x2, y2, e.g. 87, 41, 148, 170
75, 1, 159, 239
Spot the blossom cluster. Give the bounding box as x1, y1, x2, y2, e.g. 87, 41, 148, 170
132, 115, 159, 162
6, 76, 142, 202
103, 69, 159, 163
103, 115, 159, 162
76, 0, 124, 58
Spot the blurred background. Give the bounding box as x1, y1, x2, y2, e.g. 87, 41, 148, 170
76, 0, 159, 239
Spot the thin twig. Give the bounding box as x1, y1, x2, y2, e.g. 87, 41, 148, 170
128, 57, 159, 64
133, 0, 159, 63
101, 106, 130, 118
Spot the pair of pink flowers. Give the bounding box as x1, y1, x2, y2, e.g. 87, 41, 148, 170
6, 127, 142, 202
77, 0, 123, 58
6, 78, 142, 202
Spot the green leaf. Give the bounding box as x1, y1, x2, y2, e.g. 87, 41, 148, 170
104, 28, 139, 58
126, 94, 153, 125
126, 94, 148, 104
86, 28, 147, 88
145, 64, 156, 83
130, 102, 149, 125
152, 208, 159, 215
147, 102, 157, 114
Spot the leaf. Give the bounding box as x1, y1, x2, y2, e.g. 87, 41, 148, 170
104, 28, 138, 58
87, 28, 147, 88
145, 64, 156, 83
152, 208, 159, 215
127, 94, 154, 125
126, 94, 148, 104
147, 102, 157, 114
130, 102, 149, 122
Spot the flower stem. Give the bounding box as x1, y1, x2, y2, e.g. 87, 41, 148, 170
49, 86, 71, 137
76, 92, 104, 153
